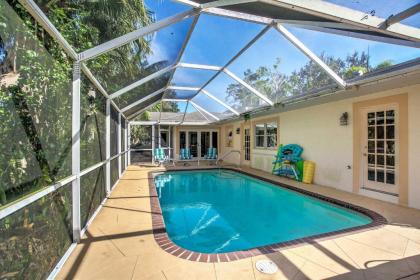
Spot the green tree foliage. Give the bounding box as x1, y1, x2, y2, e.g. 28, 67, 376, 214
226, 51, 392, 109
0, 0, 154, 278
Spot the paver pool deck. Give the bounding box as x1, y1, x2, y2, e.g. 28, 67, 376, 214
57, 165, 420, 280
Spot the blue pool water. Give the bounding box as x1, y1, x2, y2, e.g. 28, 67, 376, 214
154, 170, 371, 253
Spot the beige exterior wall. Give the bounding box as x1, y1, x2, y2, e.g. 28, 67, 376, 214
218, 84, 420, 209
219, 123, 242, 165
408, 92, 420, 209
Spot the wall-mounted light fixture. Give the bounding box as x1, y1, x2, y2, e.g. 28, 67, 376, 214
340, 112, 349, 126
236, 128, 240, 134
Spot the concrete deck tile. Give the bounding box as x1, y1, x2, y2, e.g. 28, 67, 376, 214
334, 237, 414, 279
57, 165, 420, 280
344, 227, 409, 256
287, 239, 360, 274
214, 258, 255, 280
163, 262, 216, 280
384, 224, 420, 244
292, 260, 338, 280
252, 251, 306, 280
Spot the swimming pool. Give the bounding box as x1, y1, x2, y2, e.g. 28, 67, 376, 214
153, 169, 374, 254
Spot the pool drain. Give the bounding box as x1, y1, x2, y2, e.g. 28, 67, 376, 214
255, 260, 278, 274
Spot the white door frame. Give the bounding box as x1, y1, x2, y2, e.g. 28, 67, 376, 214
360, 103, 399, 195
179, 128, 219, 159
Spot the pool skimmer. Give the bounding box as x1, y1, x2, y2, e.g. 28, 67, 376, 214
255, 260, 278, 274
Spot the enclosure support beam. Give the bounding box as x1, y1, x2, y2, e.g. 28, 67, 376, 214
190, 101, 220, 121
117, 113, 122, 177
190, 25, 272, 101
379, 4, 420, 29
200, 0, 257, 9
204, 7, 420, 48
78, 9, 199, 61
110, 65, 175, 100
283, 25, 420, 49
151, 124, 155, 164
203, 7, 274, 25
162, 98, 189, 102
167, 86, 201, 91
275, 24, 346, 88
105, 99, 111, 194
127, 100, 161, 120
80, 64, 110, 98
18, 0, 78, 60
263, 0, 420, 42
223, 69, 274, 105
190, 101, 211, 122
177, 62, 223, 71
180, 101, 190, 124
201, 89, 240, 115
71, 62, 81, 242
121, 87, 166, 113
157, 14, 200, 124
169, 126, 172, 159
128, 123, 131, 165
173, 0, 201, 8
158, 125, 161, 148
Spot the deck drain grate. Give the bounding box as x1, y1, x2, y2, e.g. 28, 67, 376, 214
255, 260, 278, 274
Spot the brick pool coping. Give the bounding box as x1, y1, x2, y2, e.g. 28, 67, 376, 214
148, 168, 387, 263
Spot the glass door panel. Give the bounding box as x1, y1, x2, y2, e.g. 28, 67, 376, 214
244, 128, 251, 161
179, 131, 186, 150
201, 132, 210, 158
363, 106, 398, 194
212, 132, 218, 151
188, 132, 198, 158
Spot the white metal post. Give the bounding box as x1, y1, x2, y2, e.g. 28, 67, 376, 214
117, 113, 122, 177
128, 123, 131, 165
151, 124, 155, 164
169, 126, 172, 160
105, 99, 111, 194
275, 24, 346, 88
125, 122, 128, 168
158, 125, 161, 148
71, 62, 81, 242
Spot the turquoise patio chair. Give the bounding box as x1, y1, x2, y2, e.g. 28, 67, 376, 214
204, 147, 218, 160
179, 148, 193, 160
154, 148, 168, 165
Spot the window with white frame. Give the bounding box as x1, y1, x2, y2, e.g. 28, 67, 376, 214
255, 122, 277, 148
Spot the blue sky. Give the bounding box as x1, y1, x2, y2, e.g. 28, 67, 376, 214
142, 0, 420, 113
326, 0, 420, 27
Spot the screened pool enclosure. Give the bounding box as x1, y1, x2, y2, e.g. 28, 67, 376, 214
0, 0, 419, 278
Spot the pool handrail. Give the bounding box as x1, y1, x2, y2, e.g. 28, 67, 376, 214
216, 150, 241, 167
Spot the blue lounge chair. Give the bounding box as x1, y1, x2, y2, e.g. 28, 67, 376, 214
204, 147, 218, 160
154, 148, 169, 165
178, 148, 194, 166
179, 148, 193, 160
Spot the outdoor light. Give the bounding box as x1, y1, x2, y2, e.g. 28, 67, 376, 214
236, 128, 240, 134
340, 112, 349, 126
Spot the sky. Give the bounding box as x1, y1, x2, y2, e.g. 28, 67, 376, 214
138, 0, 420, 115
325, 0, 420, 27
9, 0, 417, 115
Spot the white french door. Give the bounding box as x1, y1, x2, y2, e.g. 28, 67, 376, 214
361, 104, 398, 194
180, 130, 218, 159
243, 127, 251, 164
